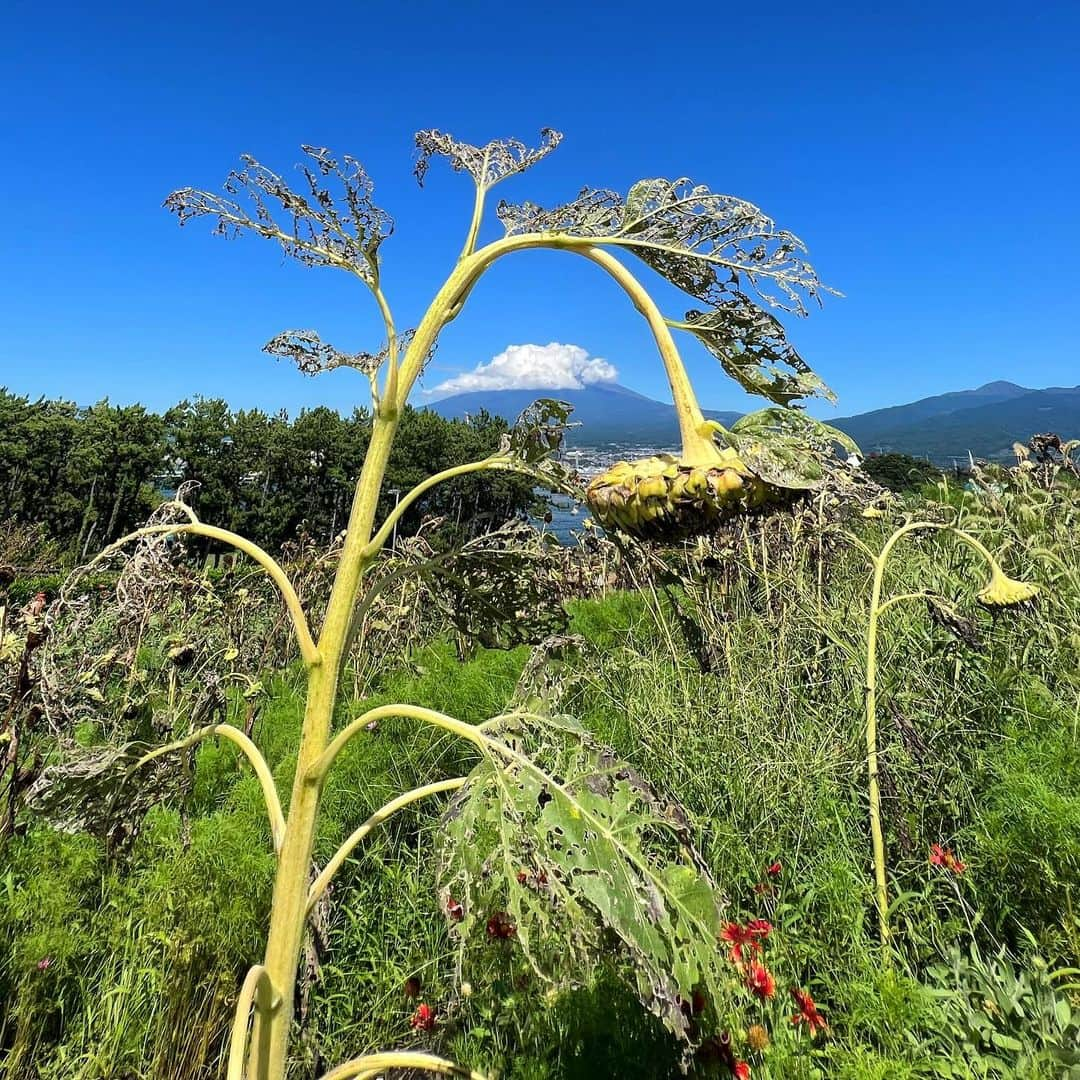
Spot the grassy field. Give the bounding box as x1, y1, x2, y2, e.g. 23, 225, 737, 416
2, 466, 1079, 1079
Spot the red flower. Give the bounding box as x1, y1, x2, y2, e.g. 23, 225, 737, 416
746, 962, 776, 1000
790, 987, 828, 1037
486, 911, 516, 939
721, 922, 761, 966
733, 1063, 751, 1080
411, 1003, 436, 1031
766, 861, 782, 878
929, 844, 966, 874
445, 896, 464, 921
721, 920, 770, 966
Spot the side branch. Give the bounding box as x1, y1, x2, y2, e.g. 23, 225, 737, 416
305, 777, 467, 916
305, 704, 489, 788
132, 723, 286, 853
227, 964, 280, 1080
318, 1052, 489, 1080
91, 521, 320, 666
361, 456, 519, 560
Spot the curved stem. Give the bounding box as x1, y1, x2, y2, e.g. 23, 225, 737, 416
305, 777, 466, 916
90, 521, 320, 667
373, 286, 399, 412
573, 246, 714, 463
131, 723, 286, 854
875, 591, 934, 617
863, 519, 1005, 947
318, 1052, 488, 1080
227, 965, 280, 1080
361, 456, 518, 560
306, 704, 488, 788
459, 165, 488, 259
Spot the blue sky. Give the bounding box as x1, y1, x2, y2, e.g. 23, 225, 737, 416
2, 1, 1077, 420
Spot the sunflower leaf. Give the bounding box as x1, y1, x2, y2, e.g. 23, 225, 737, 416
438, 712, 734, 1055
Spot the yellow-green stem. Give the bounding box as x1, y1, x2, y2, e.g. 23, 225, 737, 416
863, 520, 1007, 947
236, 227, 732, 1078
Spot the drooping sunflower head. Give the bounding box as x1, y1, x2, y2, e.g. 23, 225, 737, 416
976, 567, 1040, 609
584, 450, 784, 539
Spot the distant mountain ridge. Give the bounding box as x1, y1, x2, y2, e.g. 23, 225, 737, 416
426, 380, 1080, 462
427, 383, 739, 446
831, 382, 1080, 462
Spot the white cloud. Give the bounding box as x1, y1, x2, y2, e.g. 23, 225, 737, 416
426, 343, 618, 396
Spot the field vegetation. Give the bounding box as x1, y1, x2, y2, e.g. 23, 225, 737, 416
2, 127, 1079, 1080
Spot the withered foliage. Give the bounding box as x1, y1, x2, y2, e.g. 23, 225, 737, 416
498, 175, 834, 406
164, 145, 392, 285
498, 178, 829, 313
413, 127, 563, 190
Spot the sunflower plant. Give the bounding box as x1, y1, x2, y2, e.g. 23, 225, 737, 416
70, 128, 853, 1079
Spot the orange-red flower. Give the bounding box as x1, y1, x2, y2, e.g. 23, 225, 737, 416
929, 844, 966, 874
411, 1003, 436, 1031
766, 861, 781, 878
790, 987, 828, 1036
733, 1062, 751, 1079
721, 919, 772, 966
721, 922, 760, 966
445, 896, 464, 921
746, 962, 776, 1000
746, 918, 772, 939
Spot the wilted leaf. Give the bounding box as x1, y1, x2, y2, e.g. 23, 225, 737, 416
263, 329, 384, 378
723, 407, 860, 489
25, 743, 188, 839
429, 521, 569, 649
414, 128, 562, 190
439, 712, 732, 1054
502, 398, 575, 463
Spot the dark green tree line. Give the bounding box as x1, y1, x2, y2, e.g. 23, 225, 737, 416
0, 389, 536, 561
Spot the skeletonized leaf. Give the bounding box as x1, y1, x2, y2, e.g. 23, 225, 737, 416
674, 301, 835, 405
428, 521, 569, 649
263, 329, 386, 377
438, 711, 733, 1054
499, 177, 830, 315
164, 146, 392, 285
414, 128, 563, 190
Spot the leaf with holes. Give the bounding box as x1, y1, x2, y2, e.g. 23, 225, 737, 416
499, 177, 832, 315
438, 712, 734, 1056
164, 146, 392, 285
671, 300, 835, 405
721, 407, 860, 490
414, 128, 563, 190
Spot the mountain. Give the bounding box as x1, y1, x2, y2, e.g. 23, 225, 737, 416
831, 383, 1080, 462
426, 380, 1080, 462
427, 383, 740, 446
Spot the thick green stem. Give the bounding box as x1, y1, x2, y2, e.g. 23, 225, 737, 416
234, 227, 736, 1079
247, 419, 399, 1079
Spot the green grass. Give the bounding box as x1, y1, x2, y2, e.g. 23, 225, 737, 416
2, 473, 1079, 1079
